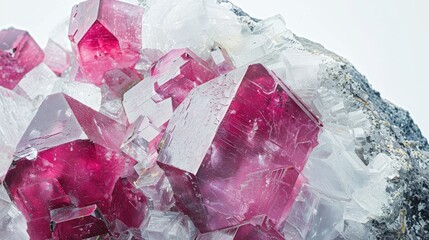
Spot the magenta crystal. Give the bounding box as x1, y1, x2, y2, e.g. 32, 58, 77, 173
0, 28, 44, 89
108, 178, 148, 234
4, 140, 146, 238
68, 0, 144, 84
151, 48, 218, 109
158, 64, 320, 232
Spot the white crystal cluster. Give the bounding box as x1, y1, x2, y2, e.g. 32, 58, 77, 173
0, 0, 411, 239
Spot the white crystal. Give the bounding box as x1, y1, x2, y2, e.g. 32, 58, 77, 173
0, 87, 35, 179
158, 68, 247, 174
15, 93, 86, 156
141, 210, 198, 240
141, 0, 242, 57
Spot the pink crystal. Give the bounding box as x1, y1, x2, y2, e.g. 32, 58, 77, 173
50, 205, 109, 239
4, 140, 143, 238
44, 39, 71, 76
0, 28, 44, 89
151, 48, 218, 109
68, 0, 144, 84
158, 64, 320, 232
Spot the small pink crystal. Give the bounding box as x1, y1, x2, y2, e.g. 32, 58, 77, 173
68, 0, 144, 84
151, 48, 218, 109
158, 64, 320, 232
0, 28, 44, 89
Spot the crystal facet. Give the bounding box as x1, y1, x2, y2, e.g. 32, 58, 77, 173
68, 0, 144, 84
158, 64, 320, 232
0, 28, 44, 90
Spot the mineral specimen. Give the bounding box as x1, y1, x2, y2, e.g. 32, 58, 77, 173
0, 0, 428, 239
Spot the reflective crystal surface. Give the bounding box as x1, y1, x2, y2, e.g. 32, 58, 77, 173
0, 28, 44, 90
158, 64, 320, 232
68, 0, 144, 84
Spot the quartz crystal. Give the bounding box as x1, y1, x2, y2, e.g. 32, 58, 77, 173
0, 0, 427, 239
0, 28, 44, 89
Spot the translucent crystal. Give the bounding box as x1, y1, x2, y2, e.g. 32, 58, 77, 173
133, 164, 175, 211
197, 216, 285, 240
0, 205, 30, 240
0, 87, 35, 179
279, 184, 343, 240
158, 64, 320, 232
13, 64, 62, 103
44, 39, 71, 76
141, 0, 242, 56
141, 210, 198, 240
15, 93, 86, 157
65, 95, 128, 150
5, 140, 139, 239
68, 0, 144, 83
50, 205, 109, 239
0, 28, 44, 90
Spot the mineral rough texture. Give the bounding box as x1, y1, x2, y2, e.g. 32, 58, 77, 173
0, 0, 427, 239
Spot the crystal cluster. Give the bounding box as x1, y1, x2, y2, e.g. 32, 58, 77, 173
0, 0, 425, 239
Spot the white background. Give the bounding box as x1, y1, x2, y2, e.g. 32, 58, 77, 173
1, 0, 428, 138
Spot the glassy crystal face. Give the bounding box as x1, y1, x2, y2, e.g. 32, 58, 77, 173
4, 140, 147, 239
151, 48, 218, 109
0, 28, 44, 89
68, 0, 144, 84
198, 216, 284, 240
44, 39, 71, 76
158, 64, 320, 232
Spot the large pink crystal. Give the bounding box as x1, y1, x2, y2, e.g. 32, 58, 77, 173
68, 0, 144, 84
0, 28, 44, 89
158, 64, 320, 232
5, 140, 146, 239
